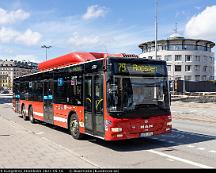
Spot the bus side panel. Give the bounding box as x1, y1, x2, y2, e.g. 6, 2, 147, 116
53, 104, 85, 132
31, 101, 44, 121
53, 103, 68, 128
19, 100, 44, 121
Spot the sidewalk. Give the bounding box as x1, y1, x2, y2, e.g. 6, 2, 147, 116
171, 101, 216, 123
0, 116, 97, 168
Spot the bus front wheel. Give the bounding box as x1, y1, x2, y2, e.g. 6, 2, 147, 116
69, 114, 83, 140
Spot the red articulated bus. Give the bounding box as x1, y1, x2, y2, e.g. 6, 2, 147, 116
12, 52, 172, 141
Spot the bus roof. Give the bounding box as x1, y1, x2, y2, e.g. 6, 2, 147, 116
38, 52, 125, 72
15, 53, 166, 80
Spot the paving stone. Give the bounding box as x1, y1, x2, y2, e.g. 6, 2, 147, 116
0, 116, 96, 168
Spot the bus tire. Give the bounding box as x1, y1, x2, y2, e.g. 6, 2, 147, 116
21, 105, 28, 121
69, 114, 83, 140
28, 106, 35, 124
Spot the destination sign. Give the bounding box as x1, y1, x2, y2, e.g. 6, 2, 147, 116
113, 62, 165, 76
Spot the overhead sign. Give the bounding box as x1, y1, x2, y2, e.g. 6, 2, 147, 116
113, 62, 165, 76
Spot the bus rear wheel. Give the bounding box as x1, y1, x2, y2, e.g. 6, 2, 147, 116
69, 114, 83, 140
21, 106, 28, 121
28, 106, 35, 124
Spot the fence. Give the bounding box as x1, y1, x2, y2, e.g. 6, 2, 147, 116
172, 80, 216, 93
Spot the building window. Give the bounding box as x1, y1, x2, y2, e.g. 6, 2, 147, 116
164, 55, 172, 61
185, 65, 191, 71
148, 56, 153, 59
175, 65, 181, 71
184, 76, 191, 81
167, 65, 171, 71
210, 57, 214, 61
175, 55, 182, 61
202, 75, 207, 81
197, 46, 205, 51
195, 55, 200, 61
204, 56, 208, 62
157, 55, 162, 60
203, 66, 207, 72
194, 65, 200, 71
168, 44, 183, 51
209, 66, 213, 73
175, 76, 182, 80
183, 45, 196, 50
195, 75, 200, 81
185, 55, 191, 62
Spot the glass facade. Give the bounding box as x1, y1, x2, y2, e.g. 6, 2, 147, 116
141, 41, 213, 53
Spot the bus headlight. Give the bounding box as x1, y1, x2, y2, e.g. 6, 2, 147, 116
111, 128, 122, 132
167, 122, 172, 126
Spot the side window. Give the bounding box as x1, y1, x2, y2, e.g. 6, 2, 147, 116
20, 81, 28, 100
95, 75, 103, 113
54, 76, 67, 103
34, 81, 43, 101
27, 81, 34, 101
67, 75, 83, 105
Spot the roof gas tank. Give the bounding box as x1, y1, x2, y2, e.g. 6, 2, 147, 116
38, 52, 99, 72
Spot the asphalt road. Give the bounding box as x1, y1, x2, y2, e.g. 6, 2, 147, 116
0, 100, 215, 168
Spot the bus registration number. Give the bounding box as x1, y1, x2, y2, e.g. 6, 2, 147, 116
140, 132, 153, 137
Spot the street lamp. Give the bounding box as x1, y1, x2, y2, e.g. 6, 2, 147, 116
41, 45, 52, 61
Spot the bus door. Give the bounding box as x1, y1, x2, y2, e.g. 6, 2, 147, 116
43, 79, 54, 124
84, 74, 104, 137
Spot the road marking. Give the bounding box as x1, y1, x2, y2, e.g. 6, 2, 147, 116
197, 147, 205, 151
166, 158, 175, 162
186, 145, 195, 148
147, 149, 213, 168
209, 150, 216, 153
35, 131, 44, 135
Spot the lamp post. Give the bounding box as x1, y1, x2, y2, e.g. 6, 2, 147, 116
155, 0, 158, 60
41, 45, 52, 61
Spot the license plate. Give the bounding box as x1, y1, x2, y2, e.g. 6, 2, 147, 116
140, 132, 153, 137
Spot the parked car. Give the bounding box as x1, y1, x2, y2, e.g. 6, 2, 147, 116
0, 90, 9, 94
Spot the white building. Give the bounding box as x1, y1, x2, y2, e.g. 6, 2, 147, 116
138, 34, 215, 81
0, 60, 38, 91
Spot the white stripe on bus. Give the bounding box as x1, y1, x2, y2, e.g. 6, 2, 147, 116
33, 112, 43, 117
54, 116, 67, 123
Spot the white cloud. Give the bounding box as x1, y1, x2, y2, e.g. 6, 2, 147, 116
68, 32, 100, 47
0, 8, 30, 25
82, 5, 108, 20
0, 27, 42, 46
0, 27, 18, 42
185, 5, 216, 39
15, 29, 42, 46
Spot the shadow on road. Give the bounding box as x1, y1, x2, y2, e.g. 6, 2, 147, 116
90, 128, 216, 152
29, 117, 216, 152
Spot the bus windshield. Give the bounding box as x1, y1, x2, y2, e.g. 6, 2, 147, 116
107, 58, 170, 118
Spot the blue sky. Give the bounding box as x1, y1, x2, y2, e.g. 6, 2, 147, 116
0, 0, 216, 62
